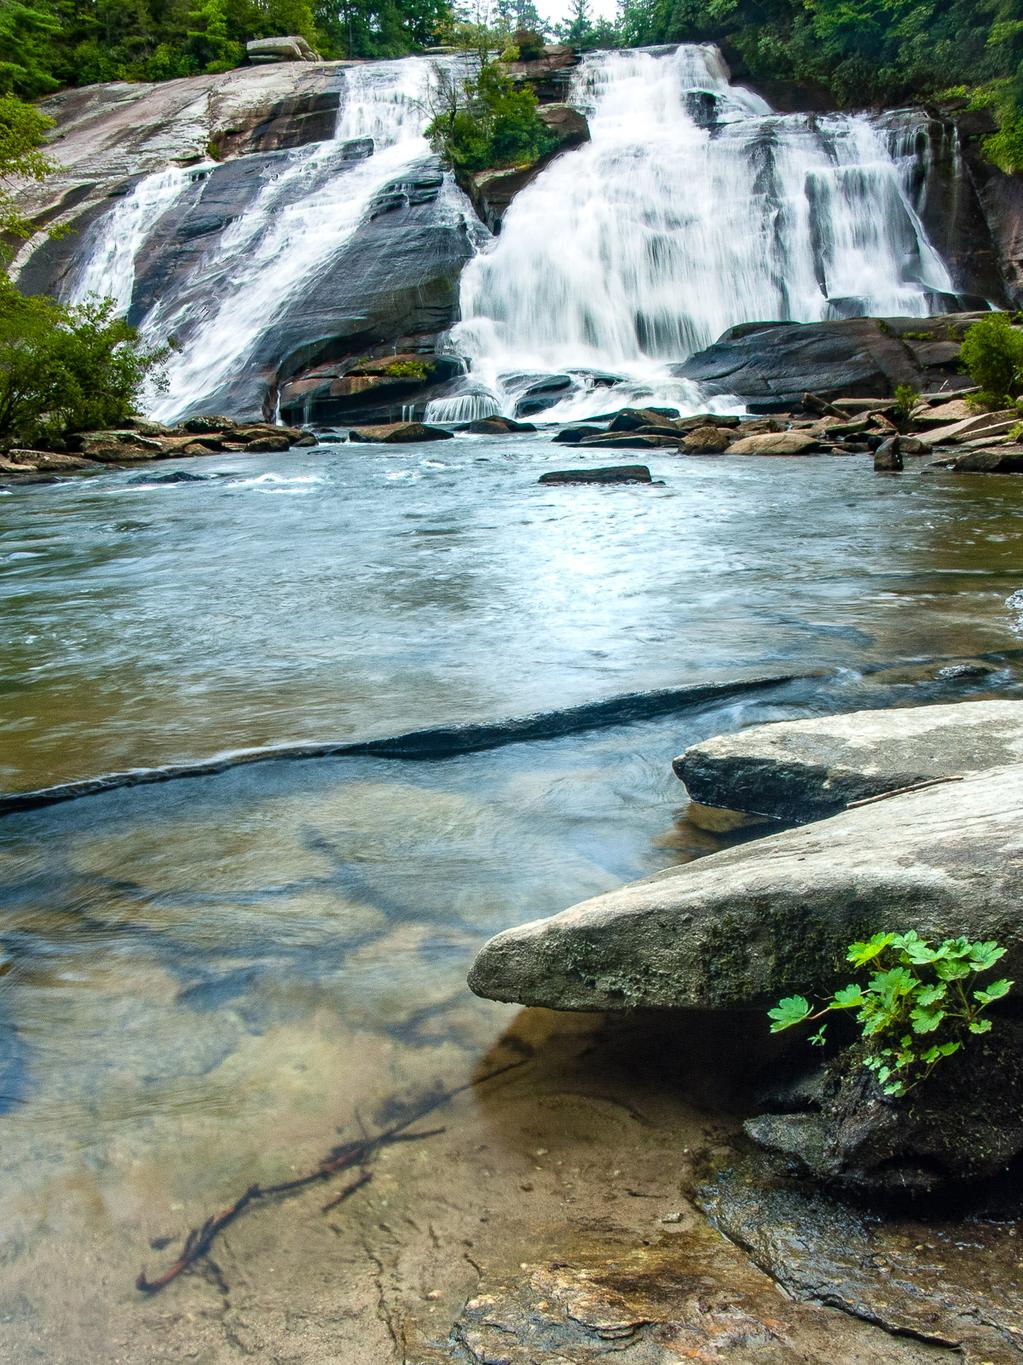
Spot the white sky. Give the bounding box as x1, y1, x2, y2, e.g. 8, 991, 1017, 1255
538, 0, 620, 29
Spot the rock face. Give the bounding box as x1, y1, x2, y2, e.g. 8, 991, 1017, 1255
674, 700, 1023, 824
467, 763, 1023, 1012
951, 105, 1023, 306
464, 104, 590, 233
12, 62, 357, 299
746, 1022, 1023, 1192
677, 313, 988, 411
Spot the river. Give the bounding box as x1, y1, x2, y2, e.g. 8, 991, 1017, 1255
2, 441, 1023, 1359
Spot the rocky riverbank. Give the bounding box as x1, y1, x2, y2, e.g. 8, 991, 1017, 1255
470, 699, 1023, 1197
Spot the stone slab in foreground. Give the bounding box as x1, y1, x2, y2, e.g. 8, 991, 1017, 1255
675, 699, 1023, 824
467, 763, 1023, 1011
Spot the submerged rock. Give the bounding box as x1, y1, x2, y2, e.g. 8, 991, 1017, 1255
538, 464, 654, 484
468, 764, 1023, 1011
348, 421, 453, 443
674, 700, 1023, 825
700, 1165, 1023, 1356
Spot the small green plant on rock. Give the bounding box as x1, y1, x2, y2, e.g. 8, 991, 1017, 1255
382, 359, 429, 381
892, 384, 920, 426
768, 931, 1014, 1097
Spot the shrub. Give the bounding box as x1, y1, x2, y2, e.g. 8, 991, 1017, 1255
382, 359, 429, 380
893, 384, 920, 425
426, 58, 557, 173
959, 312, 1023, 408
512, 28, 545, 60
0, 282, 168, 449
768, 930, 1014, 1098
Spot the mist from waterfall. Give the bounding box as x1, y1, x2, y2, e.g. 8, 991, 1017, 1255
442, 45, 956, 421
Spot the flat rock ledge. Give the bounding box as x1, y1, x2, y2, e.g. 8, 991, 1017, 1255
467, 762, 1023, 1012
675, 699, 1023, 825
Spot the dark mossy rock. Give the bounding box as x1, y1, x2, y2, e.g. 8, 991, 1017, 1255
465, 417, 536, 434
538, 464, 654, 485
746, 1020, 1023, 1193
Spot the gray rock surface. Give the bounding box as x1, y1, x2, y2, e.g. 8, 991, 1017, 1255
674, 700, 1023, 823
467, 763, 1023, 1011
676, 314, 987, 411
727, 431, 819, 456
538, 464, 654, 484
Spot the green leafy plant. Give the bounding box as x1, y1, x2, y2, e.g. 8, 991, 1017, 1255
893, 384, 920, 425
425, 57, 557, 174
382, 358, 429, 380
959, 312, 1023, 409
0, 282, 169, 448
768, 931, 1014, 1098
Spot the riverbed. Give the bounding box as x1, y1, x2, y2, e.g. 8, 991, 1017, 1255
2, 439, 1023, 1361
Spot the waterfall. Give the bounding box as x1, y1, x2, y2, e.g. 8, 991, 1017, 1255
68, 58, 453, 423
451, 45, 957, 420
68, 167, 196, 314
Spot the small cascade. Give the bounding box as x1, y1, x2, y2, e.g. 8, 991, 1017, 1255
423, 391, 502, 423
68, 166, 197, 313
451, 45, 959, 419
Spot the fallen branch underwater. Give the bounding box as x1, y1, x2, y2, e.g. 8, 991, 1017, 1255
136, 1058, 527, 1294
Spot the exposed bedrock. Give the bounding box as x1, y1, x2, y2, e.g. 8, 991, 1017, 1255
198, 160, 477, 421
950, 105, 1023, 307
467, 763, 1023, 1012
12, 61, 357, 297
675, 700, 1023, 825
677, 312, 989, 411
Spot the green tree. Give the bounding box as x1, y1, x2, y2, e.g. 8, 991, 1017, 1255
426, 54, 556, 171
0, 0, 62, 96
0, 92, 56, 243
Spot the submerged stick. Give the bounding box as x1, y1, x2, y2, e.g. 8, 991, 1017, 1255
135, 1060, 525, 1294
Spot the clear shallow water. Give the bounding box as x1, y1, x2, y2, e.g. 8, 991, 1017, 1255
3, 441, 1023, 1356
3, 438, 1023, 794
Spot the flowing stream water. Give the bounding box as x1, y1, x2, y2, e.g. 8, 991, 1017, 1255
3, 440, 1023, 1358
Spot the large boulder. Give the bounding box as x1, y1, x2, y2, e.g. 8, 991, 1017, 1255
246, 35, 320, 63
674, 700, 1023, 825
676, 314, 987, 411
348, 421, 452, 443
467, 763, 1023, 1011
726, 431, 819, 456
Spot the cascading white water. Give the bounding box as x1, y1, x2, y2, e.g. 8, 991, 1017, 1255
69, 166, 197, 314
450, 45, 957, 419
69, 58, 455, 422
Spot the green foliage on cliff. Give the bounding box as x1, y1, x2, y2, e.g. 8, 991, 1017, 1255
0, 92, 55, 241
426, 56, 556, 173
